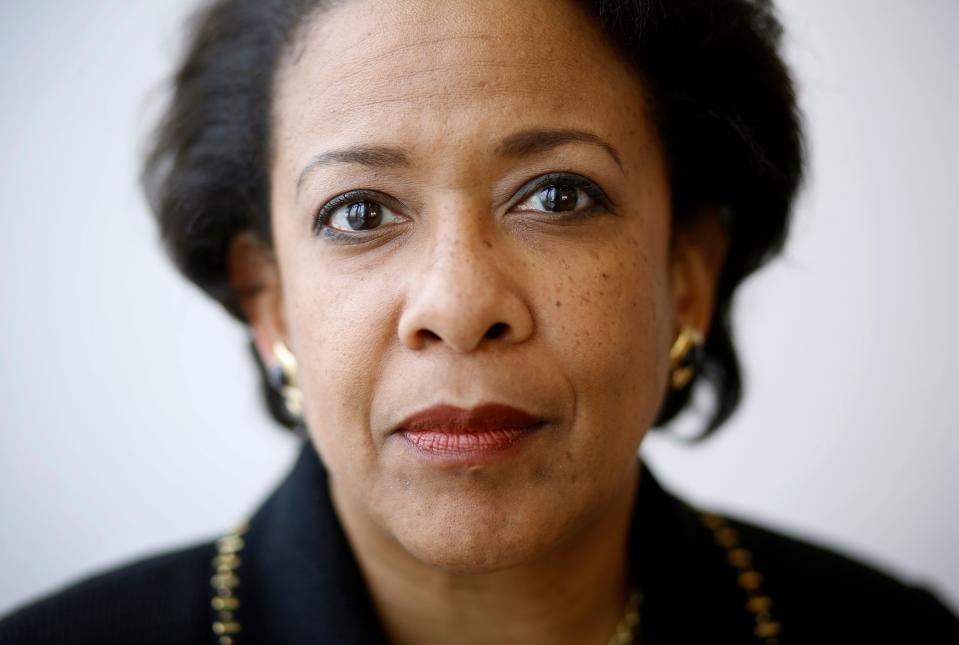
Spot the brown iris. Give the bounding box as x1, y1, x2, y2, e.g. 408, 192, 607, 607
539, 185, 578, 212
345, 201, 383, 230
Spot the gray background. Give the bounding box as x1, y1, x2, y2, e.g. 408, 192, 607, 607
2, 0, 957, 615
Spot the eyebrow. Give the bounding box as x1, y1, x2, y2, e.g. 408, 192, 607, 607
494, 129, 624, 173
296, 128, 623, 195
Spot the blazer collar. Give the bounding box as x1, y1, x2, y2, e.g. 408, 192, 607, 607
237, 440, 743, 644
239, 441, 386, 644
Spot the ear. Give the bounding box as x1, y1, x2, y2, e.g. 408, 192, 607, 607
667, 207, 731, 335
227, 230, 288, 368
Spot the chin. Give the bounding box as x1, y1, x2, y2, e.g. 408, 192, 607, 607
386, 492, 578, 575
399, 525, 556, 575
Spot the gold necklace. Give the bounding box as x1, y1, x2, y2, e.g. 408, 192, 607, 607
210, 512, 779, 645
699, 512, 782, 644
210, 521, 248, 645
608, 587, 642, 645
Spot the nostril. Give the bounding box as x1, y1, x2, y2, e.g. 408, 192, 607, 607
485, 322, 508, 340
418, 330, 442, 343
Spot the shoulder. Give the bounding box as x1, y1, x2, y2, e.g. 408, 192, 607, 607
0, 540, 215, 645
725, 514, 959, 641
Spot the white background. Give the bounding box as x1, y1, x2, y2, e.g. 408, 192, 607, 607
1, 0, 957, 616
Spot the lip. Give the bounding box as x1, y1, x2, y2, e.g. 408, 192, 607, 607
393, 403, 547, 465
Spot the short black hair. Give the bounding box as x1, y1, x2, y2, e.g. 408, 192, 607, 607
142, 0, 805, 439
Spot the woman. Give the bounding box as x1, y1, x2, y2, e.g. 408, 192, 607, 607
1, 0, 957, 643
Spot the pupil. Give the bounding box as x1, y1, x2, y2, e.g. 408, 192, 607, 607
540, 185, 578, 212
346, 201, 382, 230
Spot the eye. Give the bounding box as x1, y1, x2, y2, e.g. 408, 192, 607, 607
314, 191, 402, 238
512, 173, 610, 217
329, 200, 398, 232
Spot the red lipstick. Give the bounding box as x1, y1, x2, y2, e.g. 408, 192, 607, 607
395, 403, 546, 464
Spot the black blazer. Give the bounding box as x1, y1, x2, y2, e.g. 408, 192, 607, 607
2, 440, 957, 644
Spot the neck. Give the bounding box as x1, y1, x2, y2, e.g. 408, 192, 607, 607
331, 462, 641, 645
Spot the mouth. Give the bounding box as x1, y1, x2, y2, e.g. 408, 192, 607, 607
393, 402, 548, 465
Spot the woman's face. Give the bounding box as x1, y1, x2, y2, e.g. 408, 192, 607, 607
250, 0, 712, 572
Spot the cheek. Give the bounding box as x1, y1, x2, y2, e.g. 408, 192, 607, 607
544, 232, 671, 443
279, 249, 395, 470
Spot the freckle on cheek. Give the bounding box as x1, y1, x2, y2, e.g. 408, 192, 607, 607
531, 462, 549, 481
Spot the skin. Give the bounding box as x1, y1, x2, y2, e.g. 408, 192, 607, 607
229, 0, 729, 642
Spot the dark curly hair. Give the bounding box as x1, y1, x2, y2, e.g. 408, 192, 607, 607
142, 0, 805, 438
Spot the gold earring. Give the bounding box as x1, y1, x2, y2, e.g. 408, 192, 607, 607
272, 340, 303, 418
669, 324, 705, 390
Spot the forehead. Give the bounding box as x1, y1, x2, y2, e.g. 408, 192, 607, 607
271, 0, 651, 172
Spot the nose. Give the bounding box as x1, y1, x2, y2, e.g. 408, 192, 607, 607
397, 217, 533, 354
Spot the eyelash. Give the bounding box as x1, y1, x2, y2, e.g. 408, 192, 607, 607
311, 172, 613, 242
